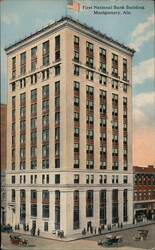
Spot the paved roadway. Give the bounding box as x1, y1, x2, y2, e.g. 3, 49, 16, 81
1, 224, 155, 250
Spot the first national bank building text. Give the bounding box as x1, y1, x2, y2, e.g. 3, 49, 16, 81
5, 17, 135, 235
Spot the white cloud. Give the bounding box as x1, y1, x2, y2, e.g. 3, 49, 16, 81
1, 13, 19, 25
128, 14, 155, 51
133, 108, 148, 124
133, 91, 155, 127
134, 92, 155, 108
129, 30, 154, 51
133, 58, 155, 85
131, 14, 154, 38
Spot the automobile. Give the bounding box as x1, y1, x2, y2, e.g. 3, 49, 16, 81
1, 225, 13, 233
9, 234, 28, 246
98, 234, 123, 247
133, 230, 149, 241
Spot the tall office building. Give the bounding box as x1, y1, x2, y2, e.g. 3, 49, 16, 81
5, 17, 135, 235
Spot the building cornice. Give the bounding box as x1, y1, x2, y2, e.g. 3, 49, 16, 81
5, 16, 135, 57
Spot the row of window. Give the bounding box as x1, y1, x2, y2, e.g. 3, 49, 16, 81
11, 65, 60, 91
11, 174, 129, 185
12, 36, 60, 79
74, 35, 128, 80
134, 190, 155, 201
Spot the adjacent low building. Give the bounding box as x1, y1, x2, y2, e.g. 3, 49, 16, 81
133, 165, 155, 223
5, 16, 135, 236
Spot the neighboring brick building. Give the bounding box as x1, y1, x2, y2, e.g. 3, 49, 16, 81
133, 165, 155, 223
0, 103, 7, 225
5, 16, 135, 236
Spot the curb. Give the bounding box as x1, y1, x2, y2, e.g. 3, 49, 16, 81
12, 221, 155, 242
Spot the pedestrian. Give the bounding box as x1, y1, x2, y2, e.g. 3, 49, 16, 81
120, 222, 123, 228
37, 228, 40, 236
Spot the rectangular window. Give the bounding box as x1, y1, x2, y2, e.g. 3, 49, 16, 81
74, 65, 80, 76
55, 81, 60, 93
43, 41, 49, 66
55, 50, 60, 61
42, 114, 49, 127
74, 97, 79, 106
74, 51, 79, 62
74, 143, 79, 152
55, 65, 60, 76
42, 100, 49, 111
31, 160, 37, 169
12, 82, 16, 91
86, 190, 93, 217
55, 143, 60, 156
31, 47, 37, 71
55, 127, 60, 140
31, 89, 37, 101
44, 222, 48, 231
31, 204, 37, 217
74, 35, 79, 45
42, 205, 49, 218
55, 35, 60, 50
74, 127, 79, 137
74, 174, 79, 184
20, 161, 26, 170
55, 112, 60, 124
31, 103, 37, 115
55, 158, 60, 168
20, 52, 26, 75
74, 81, 80, 91
31, 146, 37, 157
100, 161, 106, 170
86, 70, 93, 81
74, 159, 79, 168
42, 144, 49, 157
12, 176, 16, 184
55, 174, 60, 184
31, 118, 37, 129
74, 112, 80, 122
42, 129, 49, 142
20, 93, 26, 104
55, 97, 60, 108
20, 120, 26, 131
31, 131, 37, 143
12, 57, 16, 79
42, 85, 49, 98
112, 80, 118, 89
42, 159, 49, 169
11, 189, 16, 202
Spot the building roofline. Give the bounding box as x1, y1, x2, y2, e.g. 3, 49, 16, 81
5, 16, 136, 55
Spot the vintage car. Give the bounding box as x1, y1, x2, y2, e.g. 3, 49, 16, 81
10, 234, 28, 246
1, 225, 13, 233
133, 230, 149, 241
98, 234, 123, 246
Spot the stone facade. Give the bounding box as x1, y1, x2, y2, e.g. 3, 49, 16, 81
1, 104, 7, 225
5, 17, 135, 236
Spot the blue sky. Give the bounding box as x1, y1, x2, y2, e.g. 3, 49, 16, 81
1, 0, 155, 166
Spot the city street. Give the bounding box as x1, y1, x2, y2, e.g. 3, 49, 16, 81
1, 224, 155, 250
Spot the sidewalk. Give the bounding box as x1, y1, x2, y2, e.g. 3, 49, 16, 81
14, 221, 155, 242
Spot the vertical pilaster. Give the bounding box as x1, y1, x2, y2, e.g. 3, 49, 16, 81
118, 189, 123, 224
106, 189, 112, 226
